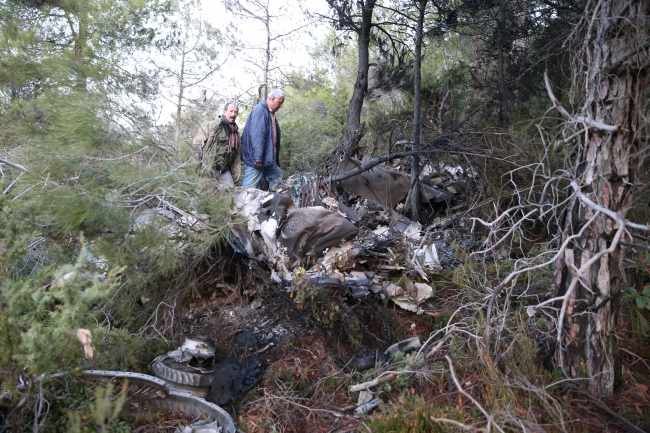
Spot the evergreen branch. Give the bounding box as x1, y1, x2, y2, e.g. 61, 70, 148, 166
85, 147, 150, 161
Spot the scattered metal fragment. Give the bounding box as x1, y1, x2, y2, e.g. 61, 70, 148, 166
384, 336, 422, 355
353, 398, 381, 417
177, 419, 223, 433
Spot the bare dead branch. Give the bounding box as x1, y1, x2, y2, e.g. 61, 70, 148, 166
349, 373, 397, 392
544, 70, 619, 131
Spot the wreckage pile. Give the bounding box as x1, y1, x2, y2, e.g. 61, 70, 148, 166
226, 156, 476, 314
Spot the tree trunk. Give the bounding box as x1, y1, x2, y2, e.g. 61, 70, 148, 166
73, 9, 88, 90
174, 34, 188, 156
496, 1, 507, 128
263, 2, 270, 100
556, 0, 649, 396
406, 0, 426, 222
341, 0, 375, 156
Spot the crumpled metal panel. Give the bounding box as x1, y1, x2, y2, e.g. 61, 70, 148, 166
278, 206, 359, 259
338, 155, 446, 208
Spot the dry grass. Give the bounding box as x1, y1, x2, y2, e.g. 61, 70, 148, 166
239, 338, 363, 433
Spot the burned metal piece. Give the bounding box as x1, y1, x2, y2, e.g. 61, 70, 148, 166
384, 336, 422, 355
257, 192, 294, 226
153, 337, 261, 406
153, 338, 218, 398
206, 358, 261, 406
338, 155, 447, 209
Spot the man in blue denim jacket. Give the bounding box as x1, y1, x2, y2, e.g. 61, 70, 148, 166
241, 89, 285, 191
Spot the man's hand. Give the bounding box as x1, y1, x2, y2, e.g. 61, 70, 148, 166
255, 162, 263, 167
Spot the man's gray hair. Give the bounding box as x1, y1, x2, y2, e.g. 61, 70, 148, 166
223, 101, 238, 111
268, 89, 285, 99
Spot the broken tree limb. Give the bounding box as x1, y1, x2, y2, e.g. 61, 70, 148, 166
620, 241, 650, 252
330, 141, 460, 182
0, 157, 28, 172
349, 373, 397, 392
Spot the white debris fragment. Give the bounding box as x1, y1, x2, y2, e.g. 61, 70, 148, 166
372, 226, 390, 238
413, 242, 441, 270
259, 218, 279, 258
403, 222, 422, 241
357, 390, 374, 406
526, 306, 537, 317
76, 328, 93, 359
382, 282, 404, 298
270, 269, 283, 283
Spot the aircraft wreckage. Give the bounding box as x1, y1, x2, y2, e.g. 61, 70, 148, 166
220, 157, 473, 314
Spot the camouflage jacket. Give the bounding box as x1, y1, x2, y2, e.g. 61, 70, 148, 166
192, 118, 241, 182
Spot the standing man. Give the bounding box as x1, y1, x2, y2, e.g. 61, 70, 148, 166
193, 102, 241, 190
241, 89, 285, 191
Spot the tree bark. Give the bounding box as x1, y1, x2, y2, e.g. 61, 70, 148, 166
340, 0, 376, 156
556, 0, 649, 396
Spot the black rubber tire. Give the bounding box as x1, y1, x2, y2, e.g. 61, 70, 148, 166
151, 355, 214, 388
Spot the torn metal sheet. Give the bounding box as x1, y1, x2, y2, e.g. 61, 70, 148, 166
177, 419, 223, 433
338, 155, 447, 209
358, 390, 374, 406
354, 398, 380, 417
321, 241, 357, 271
390, 282, 433, 313
230, 188, 294, 259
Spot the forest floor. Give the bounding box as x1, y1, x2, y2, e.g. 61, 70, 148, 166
176, 258, 650, 433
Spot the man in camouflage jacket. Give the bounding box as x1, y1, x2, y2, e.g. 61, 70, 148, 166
193, 102, 242, 190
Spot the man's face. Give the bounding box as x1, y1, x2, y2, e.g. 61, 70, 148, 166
268, 96, 285, 112
223, 104, 239, 123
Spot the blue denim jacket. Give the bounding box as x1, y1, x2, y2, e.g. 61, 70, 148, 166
241, 99, 281, 168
